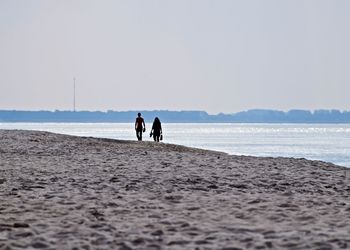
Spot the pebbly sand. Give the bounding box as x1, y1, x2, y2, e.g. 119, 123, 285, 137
1, 130, 350, 250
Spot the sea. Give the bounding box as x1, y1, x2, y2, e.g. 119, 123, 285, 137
1, 123, 349, 168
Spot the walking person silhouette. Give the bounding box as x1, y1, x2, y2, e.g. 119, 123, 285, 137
150, 117, 162, 142
135, 112, 145, 141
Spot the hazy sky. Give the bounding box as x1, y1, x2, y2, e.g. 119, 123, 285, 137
1, 0, 349, 114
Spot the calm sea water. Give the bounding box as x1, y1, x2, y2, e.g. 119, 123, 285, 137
1, 123, 350, 168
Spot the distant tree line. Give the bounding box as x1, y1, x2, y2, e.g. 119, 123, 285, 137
1, 109, 350, 123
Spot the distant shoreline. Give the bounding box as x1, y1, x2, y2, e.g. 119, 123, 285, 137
1, 109, 350, 123
2, 121, 350, 124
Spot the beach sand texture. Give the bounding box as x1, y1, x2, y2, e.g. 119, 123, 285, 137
1, 130, 350, 250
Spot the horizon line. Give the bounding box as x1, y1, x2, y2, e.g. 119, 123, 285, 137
1, 108, 350, 115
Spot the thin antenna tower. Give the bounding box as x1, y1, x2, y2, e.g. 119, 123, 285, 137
73, 77, 76, 112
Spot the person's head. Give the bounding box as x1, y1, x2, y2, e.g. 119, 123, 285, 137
138, 112, 141, 117
154, 117, 160, 123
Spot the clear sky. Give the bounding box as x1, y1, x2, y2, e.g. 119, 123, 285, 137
1, 0, 349, 114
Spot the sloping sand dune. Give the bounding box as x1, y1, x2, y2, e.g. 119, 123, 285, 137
1, 130, 350, 249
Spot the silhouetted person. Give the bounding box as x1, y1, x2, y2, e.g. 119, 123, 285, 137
135, 112, 145, 141
150, 117, 162, 142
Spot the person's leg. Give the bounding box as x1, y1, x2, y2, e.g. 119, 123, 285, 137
155, 132, 160, 142
153, 131, 159, 142
136, 129, 142, 141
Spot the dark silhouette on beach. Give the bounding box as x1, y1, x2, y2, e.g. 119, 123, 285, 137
150, 117, 163, 142
135, 112, 145, 141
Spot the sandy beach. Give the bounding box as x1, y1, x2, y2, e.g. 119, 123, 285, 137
1, 129, 350, 250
